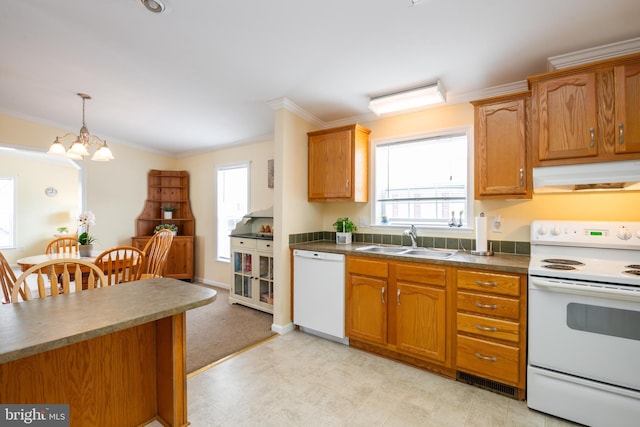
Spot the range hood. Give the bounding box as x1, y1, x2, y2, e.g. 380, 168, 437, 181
533, 160, 640, 193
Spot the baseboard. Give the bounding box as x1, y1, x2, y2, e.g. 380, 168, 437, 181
272, 322, 295, 335
195, 277, 229, 289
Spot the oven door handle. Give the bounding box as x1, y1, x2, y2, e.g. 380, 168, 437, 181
531, 277, 640, 302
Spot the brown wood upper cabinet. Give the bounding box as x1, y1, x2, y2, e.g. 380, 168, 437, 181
307, 124, 370, 202
472, 92, 531, 199
529, 53, 640, 166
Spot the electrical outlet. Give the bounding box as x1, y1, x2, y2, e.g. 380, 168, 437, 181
359, 216, 369, 228
492, 215, 503, 233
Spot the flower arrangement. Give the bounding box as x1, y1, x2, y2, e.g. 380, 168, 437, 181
162, 204, 175, 212
155, 223, 178, 234
78, 210, 96, 245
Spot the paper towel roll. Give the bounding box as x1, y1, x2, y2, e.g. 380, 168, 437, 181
475, 214, 488, 253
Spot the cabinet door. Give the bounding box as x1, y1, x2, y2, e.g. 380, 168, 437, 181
232, 250, 253, 299
536, 72, 598, 160
164, 237, 193, 280
347, 274, 387, 345
257, 252, 274, 305
615, 62, 640, 153
396, 282, 446, 362
308, 129, 352, 200
475, 97, 529, 198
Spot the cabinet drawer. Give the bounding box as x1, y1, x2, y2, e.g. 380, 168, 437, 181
347, 257, 388, 278
231, 237, 257, 249
457, 291, 520, 320
456, 335, 520, 385
256, 240, 274, 252
457, 270, 520, 297
456, 313, 519, 343
395, 262, 446, 287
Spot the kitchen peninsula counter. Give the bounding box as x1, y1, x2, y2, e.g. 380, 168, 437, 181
0, 278, 216, 427
290, 241, 529, 274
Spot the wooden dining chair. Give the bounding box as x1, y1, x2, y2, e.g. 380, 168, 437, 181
11, 259, 107, 302
0, 251, 21, 303
140, 229, 174, 279
94, 246, 145, 286
45, 236, 79, 254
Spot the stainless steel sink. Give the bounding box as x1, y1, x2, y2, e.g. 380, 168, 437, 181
355, 245, 410, 254
401, 248, 457, 258
355, 245, 457, 259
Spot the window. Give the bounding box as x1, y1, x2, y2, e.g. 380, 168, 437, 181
217, 163, 249, 261
0, 177, 15, 249
374, 129, 471, 229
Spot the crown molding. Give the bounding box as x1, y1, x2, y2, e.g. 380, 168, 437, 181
267, 97, 324, 128
547, 37, 640, 71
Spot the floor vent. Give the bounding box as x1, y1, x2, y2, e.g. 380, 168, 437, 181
456, 371, 517, 398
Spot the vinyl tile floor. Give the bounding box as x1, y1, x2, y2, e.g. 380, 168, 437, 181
150, 330, 580, 427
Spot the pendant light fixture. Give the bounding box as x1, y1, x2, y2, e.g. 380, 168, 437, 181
47, 93, 115, 162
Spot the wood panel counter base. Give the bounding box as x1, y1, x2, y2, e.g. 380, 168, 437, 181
0, 279, 216, 427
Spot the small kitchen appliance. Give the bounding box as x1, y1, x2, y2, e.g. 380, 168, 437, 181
527, 220, 640, 427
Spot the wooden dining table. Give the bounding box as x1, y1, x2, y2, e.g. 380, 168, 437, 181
16, 252, 98, 272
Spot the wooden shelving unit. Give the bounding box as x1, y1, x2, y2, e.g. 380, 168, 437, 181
132, 170, 195, 281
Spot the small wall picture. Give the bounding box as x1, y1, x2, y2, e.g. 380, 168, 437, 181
268, 159, 274, 188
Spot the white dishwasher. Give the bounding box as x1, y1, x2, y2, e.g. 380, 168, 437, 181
293, 249, 348, 344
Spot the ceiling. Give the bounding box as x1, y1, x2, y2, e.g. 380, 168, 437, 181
1, 0, 639, 157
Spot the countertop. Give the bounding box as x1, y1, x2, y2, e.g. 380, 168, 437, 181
290, 241, 529, 274
0, 278, 217, 364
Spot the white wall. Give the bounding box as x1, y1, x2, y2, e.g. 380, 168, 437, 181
0, 113, 177, 260
178, 140, 275, 286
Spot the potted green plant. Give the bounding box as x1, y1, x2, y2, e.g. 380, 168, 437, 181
155, 223, 178, 236
333, 217, 356, 244
162, 204, 175, 219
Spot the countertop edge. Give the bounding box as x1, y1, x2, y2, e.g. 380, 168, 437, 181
290, 241, 529, 274
0, 279, 217, 364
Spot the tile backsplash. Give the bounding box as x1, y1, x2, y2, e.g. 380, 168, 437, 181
289, 231, 530, 255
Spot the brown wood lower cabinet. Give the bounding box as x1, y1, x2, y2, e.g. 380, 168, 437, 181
346, 255, 527, 399
455, 268, 527, 400
346, 256, 454, 376
132, 235, 194, 281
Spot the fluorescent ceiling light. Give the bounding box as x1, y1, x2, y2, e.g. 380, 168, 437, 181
368, 81, 446, 116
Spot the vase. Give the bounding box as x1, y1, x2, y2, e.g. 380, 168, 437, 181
336, 232, 352, 245
164, 211, 173, 219
79, 244, 93, 257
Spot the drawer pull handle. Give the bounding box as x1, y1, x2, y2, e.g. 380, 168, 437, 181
397, 289, 401, 306
589, 127, 595, 148
475, 280, 498, 287
476, 324, 498, 332
381, 286, 385, 304
619, 123, 624, 145
475, 353, 497, 362
475, 302, 498, 309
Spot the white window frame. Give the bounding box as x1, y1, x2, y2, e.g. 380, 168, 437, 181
216, 162, 250, 262
370, 126, 473, 232
0, 176, 16, 249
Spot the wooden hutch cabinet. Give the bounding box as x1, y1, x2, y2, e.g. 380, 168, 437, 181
307, 124, 370, 202
471, 92, 532, 199
132, 170, 195, 281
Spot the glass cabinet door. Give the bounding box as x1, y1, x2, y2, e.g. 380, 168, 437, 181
233, 251, 252, 298
258, 254, 273, 304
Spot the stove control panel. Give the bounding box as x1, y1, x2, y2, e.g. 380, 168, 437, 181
531, 220, 640, 249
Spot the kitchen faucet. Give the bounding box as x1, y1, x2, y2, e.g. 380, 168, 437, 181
403, 224, 418, 248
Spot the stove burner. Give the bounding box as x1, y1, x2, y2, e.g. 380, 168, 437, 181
541, 258, 585, 266
542, 264, 577, 271
623, 270, 640, 277
625, 264, 640, 269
